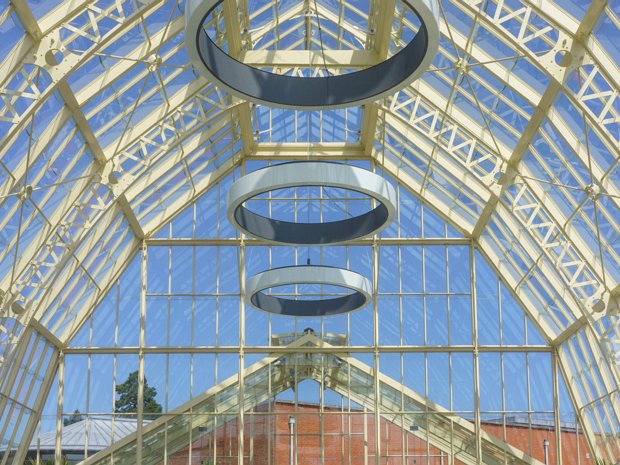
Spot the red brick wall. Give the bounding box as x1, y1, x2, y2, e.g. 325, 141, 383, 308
481, 423, 592, 465
165, 402, 591, 465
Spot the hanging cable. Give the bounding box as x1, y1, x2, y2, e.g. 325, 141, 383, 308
313, 0, 329, 74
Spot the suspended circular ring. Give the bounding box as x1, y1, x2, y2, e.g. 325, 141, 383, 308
227, 162, 397, 245
246, 266, 373, 317
185, 0, 440, 109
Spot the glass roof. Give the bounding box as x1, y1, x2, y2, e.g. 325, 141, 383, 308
0, 0, 618, 462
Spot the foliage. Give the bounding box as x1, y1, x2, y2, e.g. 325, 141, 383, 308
114, 370, 162, 419
26, 457, 70, 465
63, 409, 83, 427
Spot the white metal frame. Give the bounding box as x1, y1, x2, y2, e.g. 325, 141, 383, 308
1, 0, 619, 463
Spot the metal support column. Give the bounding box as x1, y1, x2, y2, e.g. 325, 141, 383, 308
136, 241, 147, 464
238, 159, 247, 465
372, 243, 381, 465
552, 349, 562, 465
372, 157, 381, 465
55, 351, 65, 465
470, 243, 482, 464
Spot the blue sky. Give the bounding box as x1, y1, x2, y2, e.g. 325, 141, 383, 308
49, 169, 575, 436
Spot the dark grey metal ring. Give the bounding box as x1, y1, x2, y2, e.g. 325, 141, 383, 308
227, 162, 397, 245
185, 0, 440, 109
246, 266, 373, 317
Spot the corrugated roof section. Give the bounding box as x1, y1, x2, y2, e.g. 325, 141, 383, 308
32, 418, 141, 451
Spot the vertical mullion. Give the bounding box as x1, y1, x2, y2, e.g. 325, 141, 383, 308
341, 396, 345, 465
470, 242, 482, 465
213, 184, 222, 465
363, 404, 369, 465
267, 359, 272, 465
136, 242, 147, 464
399, 245, 403, 346
293, 335, 299, 465
294, 181, 298, 335
320, 187, 324, 337
112, 352, 117, 462
55, 350, 64, 465
85, 351, 91, 458
576, 418, 581, 465
422, 246, 427, 347
371, 162, 380, 465
238, 160, 246, 465
348, 355, 352, 465
268, 159, 273, 347
499, 269, 507, 460
526, 352, 533, 457
422, 241, 429, 463
320, 354, 325, 465
189, 242, 197, 465
164, 243, 171, 465
400, 352, 405, 465
553, 349, 563, 465
446, 246, 451, 346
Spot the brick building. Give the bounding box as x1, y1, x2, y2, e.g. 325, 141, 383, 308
171, 401, 591, 465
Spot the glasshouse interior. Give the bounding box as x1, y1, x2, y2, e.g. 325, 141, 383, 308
0, 0, 619, 464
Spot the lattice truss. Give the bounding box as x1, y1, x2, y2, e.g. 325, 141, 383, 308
0, 0, 618, 462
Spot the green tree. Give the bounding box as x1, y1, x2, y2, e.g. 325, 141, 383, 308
27, 458, 70, 465
62, 409, 83, 426
114, 370, 162, 419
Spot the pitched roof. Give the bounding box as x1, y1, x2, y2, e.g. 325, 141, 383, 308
31, 418, 140, 452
